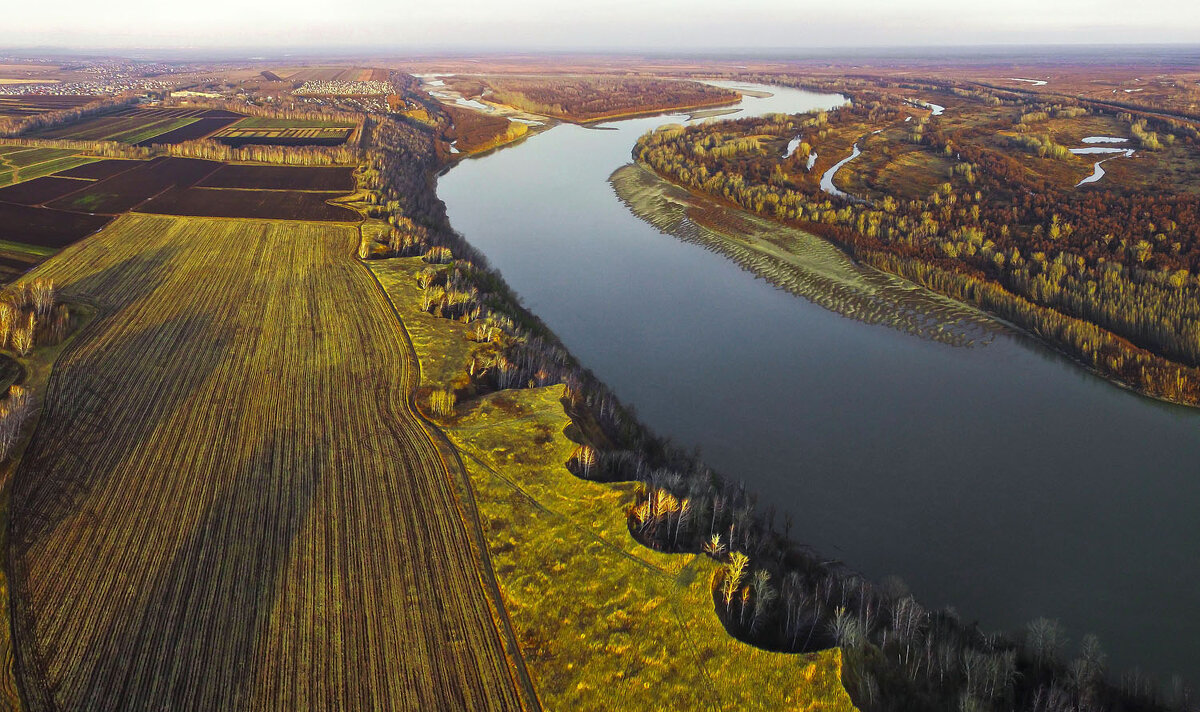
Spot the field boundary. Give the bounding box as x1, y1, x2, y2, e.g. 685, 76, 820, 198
356, 249, 543, 712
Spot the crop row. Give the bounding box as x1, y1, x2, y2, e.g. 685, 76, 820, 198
7, 214, 531, 711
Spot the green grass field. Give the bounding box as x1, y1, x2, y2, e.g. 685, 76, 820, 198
0, 241, 58, 259
105, 117, 198, 144
3, 148, 77, 168
0, 146, 97, 186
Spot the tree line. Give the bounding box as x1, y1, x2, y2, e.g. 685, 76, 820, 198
359, 73, 1195, 712
633, 93, 1200, 405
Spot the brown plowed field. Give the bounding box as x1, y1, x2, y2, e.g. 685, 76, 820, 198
0, 176, 92, 206
133, 116, 240, 146
0, 95, 96, 118
138, 186, 358, 221
47, 157, 222, 214
0, 202, 110, 247
198, 164, 356, 191
53, 158, 142, 181
7, 213, 534, 711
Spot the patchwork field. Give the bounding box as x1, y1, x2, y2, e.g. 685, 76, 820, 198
0, 153, 360, 280
30, 108, 242, 146
6, 213, 534, 711
0, 146, 98, 188
0, 95, 96, 119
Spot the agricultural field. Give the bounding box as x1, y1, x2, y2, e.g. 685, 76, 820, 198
46, 157, 223, 214
0, 95, 96, 119
30, 107, 242, 146
138, 185, 357, 221
5, 213, 533, 711
53, 158, 142, 180
197, 163, 356, 191
0, 203, 109, 250
0, 146, 98, 187
0, 151, 360, 281
0, 176, 93, 205
212, 117, 357, 147
0, 250, 41, 282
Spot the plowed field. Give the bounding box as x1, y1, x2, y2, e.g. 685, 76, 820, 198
6, 213, 534, 711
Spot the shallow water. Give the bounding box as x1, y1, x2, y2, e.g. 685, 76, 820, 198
820, 143, 862, 198
1074, 148, 1135, 186
438, 83, 1200, 683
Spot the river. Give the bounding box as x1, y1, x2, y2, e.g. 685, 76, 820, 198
436, 82, 1200, 683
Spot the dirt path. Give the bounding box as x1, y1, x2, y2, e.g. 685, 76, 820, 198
5, 214, 534, 711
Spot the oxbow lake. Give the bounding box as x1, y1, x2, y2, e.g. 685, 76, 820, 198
437, 82, 1200, 682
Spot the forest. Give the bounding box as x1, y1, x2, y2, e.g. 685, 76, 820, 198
633, 82, 1200, 405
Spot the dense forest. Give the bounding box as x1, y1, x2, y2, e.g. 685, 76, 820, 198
634, 88, 1200, 405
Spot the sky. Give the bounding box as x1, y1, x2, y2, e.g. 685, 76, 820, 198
4, 0, 1200, 52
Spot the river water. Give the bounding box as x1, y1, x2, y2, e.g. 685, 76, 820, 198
436, 82, 1200, 683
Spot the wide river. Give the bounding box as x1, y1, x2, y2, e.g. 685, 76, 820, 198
437, 82, 1200, 683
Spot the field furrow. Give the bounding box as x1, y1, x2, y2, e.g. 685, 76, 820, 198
6, 213, 530, 711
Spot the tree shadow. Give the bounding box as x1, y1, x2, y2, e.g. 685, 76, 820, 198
5, 242, 265, 710
16, 435, 319, 711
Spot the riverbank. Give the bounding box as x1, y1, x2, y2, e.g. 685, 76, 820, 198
609, 163, 996, 347
623, 153, 1200, 409
634, 108, 1200, 408
557, 93, 743, 125
363, 253, 856, 711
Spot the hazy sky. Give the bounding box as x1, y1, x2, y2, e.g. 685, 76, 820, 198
5, 0, 1200, 51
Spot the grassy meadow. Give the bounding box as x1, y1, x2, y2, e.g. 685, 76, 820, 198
370, 254, 857, 711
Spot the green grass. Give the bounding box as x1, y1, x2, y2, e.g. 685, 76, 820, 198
370, 254, 857, 712
105, 117, 198, 144
14, 155, 97, 182
0, 241, 57, 259
6, 148, 76, 168
58, 191, 113, 212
